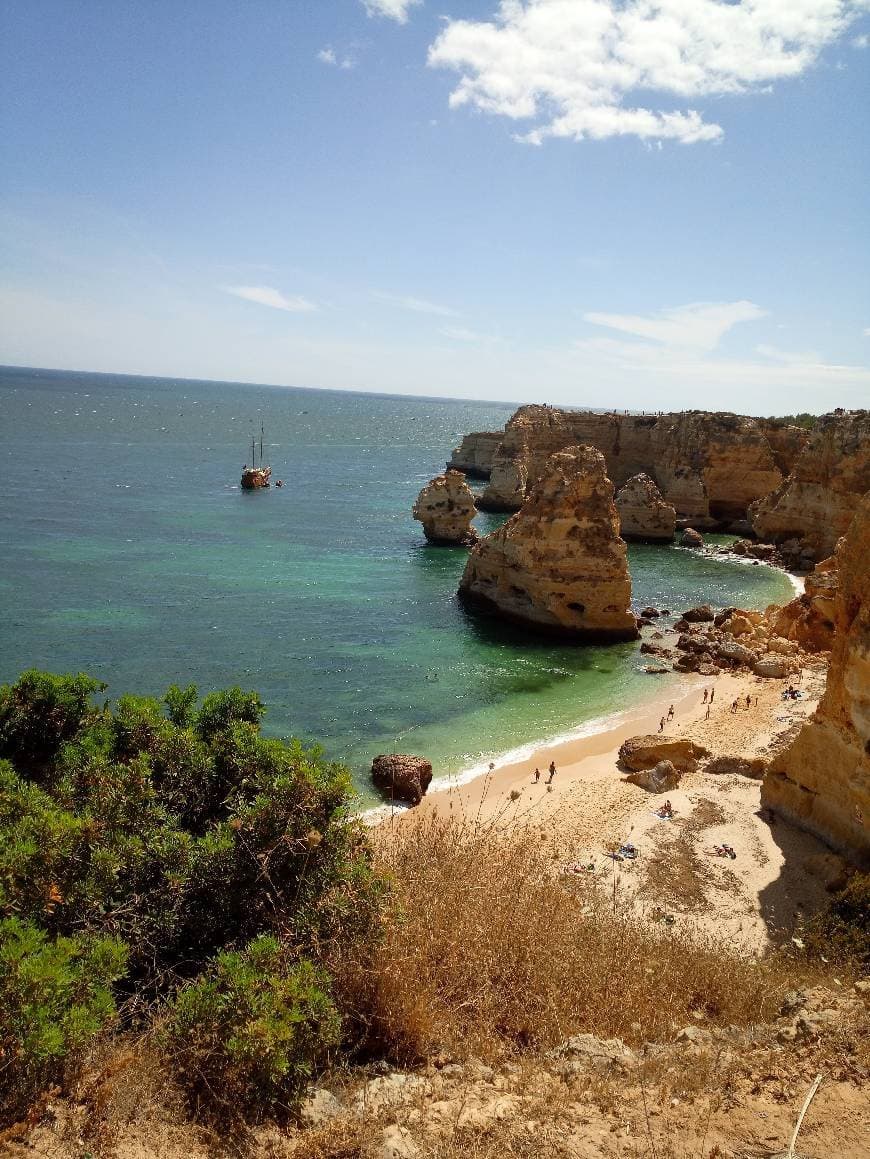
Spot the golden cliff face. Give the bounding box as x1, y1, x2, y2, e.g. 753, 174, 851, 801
763, 493, 870, 867
447, 431, 504, 478
474, 408, 783, 524
615, 473, 676, 542
412, 470, 478, 546
750, 411, 870, 560
458, 446, 638, 641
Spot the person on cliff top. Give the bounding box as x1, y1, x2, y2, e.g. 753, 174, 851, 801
546, 761, 556, 784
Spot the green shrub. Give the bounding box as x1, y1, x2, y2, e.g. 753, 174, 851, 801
0, 670, 105, 778
0, 669, 383, 1120
163, 936, 339, 1114
0, 917, 127, 1117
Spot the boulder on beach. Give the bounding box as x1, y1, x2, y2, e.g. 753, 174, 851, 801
752, 654, 794, 679
680, 528, 704, 548
618, 734, 710, 774
371, 754, 433, 806
625, 759, 681, 792
705, 755, 767, 779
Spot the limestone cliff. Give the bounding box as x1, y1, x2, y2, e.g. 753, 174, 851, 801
412, 470, 478, 546
447, 431, 503, 478
476, 408, 783, 524
750, 410, 870, 560
766, 554, 839, 653
758, 422, 812, 477
615, 473, 676, 542
763, 494, 870, 866
458, 446, 638, 641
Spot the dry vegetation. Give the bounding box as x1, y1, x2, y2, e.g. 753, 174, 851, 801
330, 811, 830, 1064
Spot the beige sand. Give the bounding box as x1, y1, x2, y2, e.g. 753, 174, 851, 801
381, 661, 834, 951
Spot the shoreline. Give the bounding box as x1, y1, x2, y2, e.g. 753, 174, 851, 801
364, 555, 806, 824
377, 657, 832, 951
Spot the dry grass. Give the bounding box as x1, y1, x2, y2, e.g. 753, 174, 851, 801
330, 811, 821, 1065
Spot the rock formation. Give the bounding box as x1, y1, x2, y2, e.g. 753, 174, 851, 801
750, 410, 870, 560
371, 754, 433, 806
458, 446, 638, 641
412, 469, 478, 546
625, 759, 682, 792
680, 528, 704, 548
618, 735, 710, 774
766, 555, 839, 652
615, 473, 676, 542
464, 407, 784, 524
763, 494, 870, 866
447, 431, 504, 478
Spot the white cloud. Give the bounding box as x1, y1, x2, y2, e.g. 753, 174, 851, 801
222, 285, 317, 313
317, 46, 355, 69
852, 33, 870, 46
429, 1, 868, 145
863, 326, 870, 336
362, 0, 421, 23
373, 290, 459, 317
583, 301, 767, 352
439, 325, 498, 342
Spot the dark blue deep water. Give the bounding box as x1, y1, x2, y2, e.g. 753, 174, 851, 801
0, 366, 795, 799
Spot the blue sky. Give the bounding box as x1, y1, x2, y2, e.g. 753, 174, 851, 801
1, 0, 868, 411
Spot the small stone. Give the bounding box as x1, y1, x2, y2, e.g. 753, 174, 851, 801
299, 1087, 342, 1127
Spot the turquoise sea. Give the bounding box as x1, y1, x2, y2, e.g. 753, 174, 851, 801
0, 366, 796, 802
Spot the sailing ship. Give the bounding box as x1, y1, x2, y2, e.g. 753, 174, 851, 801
240, 424, 272, 490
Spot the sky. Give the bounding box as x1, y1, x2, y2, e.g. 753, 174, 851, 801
1, 0, 869, 413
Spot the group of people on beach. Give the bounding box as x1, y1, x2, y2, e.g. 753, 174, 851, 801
658, 704, 676, 732
532, 761, 557, 785
730, 693, 758, 713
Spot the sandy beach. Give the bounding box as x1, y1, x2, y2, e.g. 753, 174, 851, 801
380, 656, 835, 952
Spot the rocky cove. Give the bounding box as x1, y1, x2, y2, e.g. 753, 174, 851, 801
396, 407, 870, 874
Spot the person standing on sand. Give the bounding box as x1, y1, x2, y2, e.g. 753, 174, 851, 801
705, 703, 711, 720
659, 716, 665, 732
746, 694, 752, 708
546, 760, 556, 784
667, 704, 675, 721
702, 688, 708, 704
533, 767, 540, 783
710, 688, 715, 704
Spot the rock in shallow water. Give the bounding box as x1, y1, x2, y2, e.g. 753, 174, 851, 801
412, 469, 478, 546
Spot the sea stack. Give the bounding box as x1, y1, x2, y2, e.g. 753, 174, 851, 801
763, 492, 870, 865
412, 469, 478, 546
458, 445, 638, 641
615, 473, 676, 542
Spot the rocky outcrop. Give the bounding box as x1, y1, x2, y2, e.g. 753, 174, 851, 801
475, 408, 784, 523
618, 735, 710, 773
679, 528, 704, 548
625, 759, 682, 792
615, 473, 676, 542
766, 555, 839, 652
763, 494, 870, 866
412, 470, 478, 546
448, 431, 503, 478
458, 446, 638, 641
750, 410, 870, 560
371, 754, 433, 806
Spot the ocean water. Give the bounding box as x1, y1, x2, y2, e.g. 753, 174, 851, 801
0, 366, 796, 802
